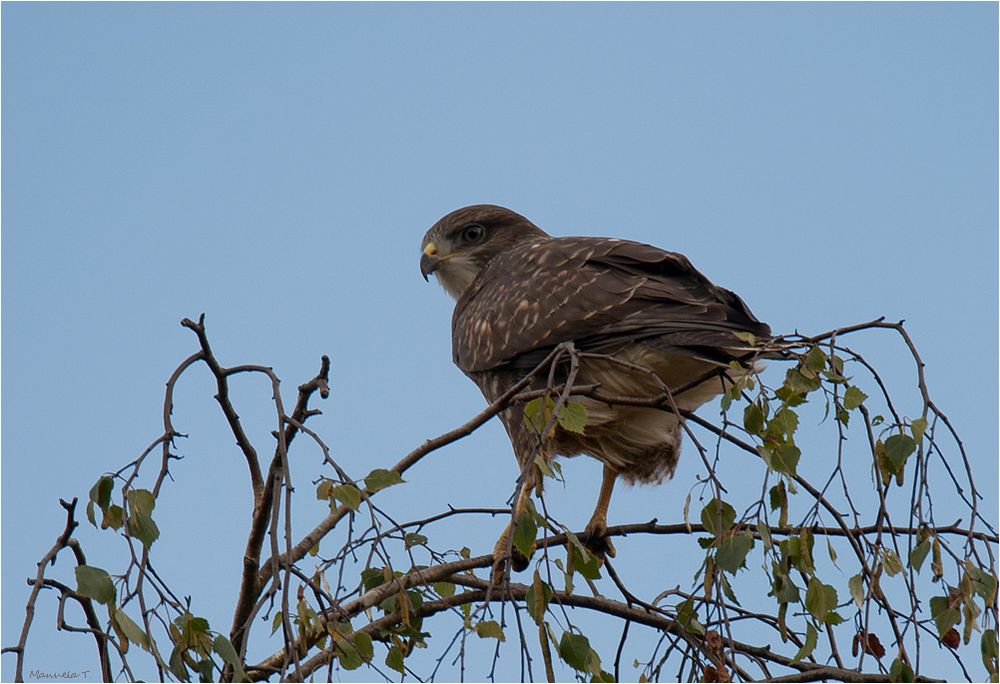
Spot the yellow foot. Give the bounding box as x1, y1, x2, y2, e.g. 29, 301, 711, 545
582, 519, 617, 560
491, 530, 531, 586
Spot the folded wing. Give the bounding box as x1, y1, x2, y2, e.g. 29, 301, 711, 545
453, 236, 771, 373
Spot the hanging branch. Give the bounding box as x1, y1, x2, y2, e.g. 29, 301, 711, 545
4, 315, 995, 683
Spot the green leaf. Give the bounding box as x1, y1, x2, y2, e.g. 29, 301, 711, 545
557, 402, 587, 434
534, 454, 555, 479
197, 658, 215, 682
555, 556, 573, 595
433, 581, 455, 598
720, 573, 741, 605
526, 570, 552, 626
770, 444, 801, 476
385, 645, 405, 674
89, 476, 114, 511
353, 632, 374, 661
335, 641, 364, 671
565, 530, 590, 560
212, 635, 246, 683
882, 548, 904, 577
75, 565, 116, 605
982, 629, 998, 679
361, 567, 386, 591
720, 383, 736, 411
475, 620, 506, 641
883, 434, 916, 479
270, 610, 283, 636
768, 481, 788, 526
825, 610, 846, 626
964, 599, 981, 646
849, 573, 866, 608
127, 489, 156, 516
513, 510, 538, 558
102, 504, 124, 531
964, 561, 999, 604
805, 578, 837, 622
334, 630, 371, 671
804, 346, 827, 372
930, 596, 960, 638
909, 539, 931, 573
558, 632, 592, 672
126, 509, 160, 549
770, 407, 799, 439
363, 469, 404, 493
331, 484, 362, 511
827, 353, 846, 377
757, 520, 773, 553
354, 632, 375, 662
404, 532, 428, 548
716, 532, 754, 574
524, 397, 555, 434
826, 539, 839, 567
112, 607, 149, 650
843, 385, 868, 410
327, 620, 354, 641
316, 480, 333, 500
403, 590, 423, 631
109, 613, 128, 655
743, 402, 765, 435
910, 417, 927, 443
183, 613, 210, 634
674, 598, 706, 636
769, 563, 800, 604
168, 645, 189, 681
792, 623, 818, 663
782, 366, 822, 397
890, 655, 916, 683
700, 498, 736, 536
774, 386, 806, 407
569, 543, 602, 580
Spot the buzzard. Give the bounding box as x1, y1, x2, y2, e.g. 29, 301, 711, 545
420, 205, 770, 577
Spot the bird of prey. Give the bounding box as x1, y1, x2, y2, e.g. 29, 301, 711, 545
420, 204, 770, 577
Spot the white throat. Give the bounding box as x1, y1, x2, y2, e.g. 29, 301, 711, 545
434, 254, 482, 300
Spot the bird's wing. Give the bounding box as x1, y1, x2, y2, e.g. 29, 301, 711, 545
452, 236, 770, 373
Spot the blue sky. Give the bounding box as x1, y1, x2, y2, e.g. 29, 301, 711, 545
3, 3, 997, 682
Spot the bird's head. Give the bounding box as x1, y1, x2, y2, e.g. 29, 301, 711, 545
420, 204, 548, 300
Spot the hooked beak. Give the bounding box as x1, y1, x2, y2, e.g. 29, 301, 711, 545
420, 242, 439, 281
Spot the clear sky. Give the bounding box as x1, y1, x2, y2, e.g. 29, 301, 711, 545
3, 3, 997, 682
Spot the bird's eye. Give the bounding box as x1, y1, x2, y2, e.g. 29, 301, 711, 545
460, 224, 486, 244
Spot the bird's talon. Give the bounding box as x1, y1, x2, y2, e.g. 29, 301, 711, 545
582, 522, 616, 560
491, 528, 531, 587
511, 546, 530, 572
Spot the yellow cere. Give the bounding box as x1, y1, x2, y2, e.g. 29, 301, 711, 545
423, 243, 438, 257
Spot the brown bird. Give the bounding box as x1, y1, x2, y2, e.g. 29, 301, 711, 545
420, 205, 770, 578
